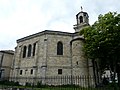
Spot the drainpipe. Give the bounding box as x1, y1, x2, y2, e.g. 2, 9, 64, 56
0, 53, 4, 78
70, 41, 73, 84
44, 35, 48, 83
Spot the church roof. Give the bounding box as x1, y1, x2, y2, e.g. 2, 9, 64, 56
17, 30, 76, 43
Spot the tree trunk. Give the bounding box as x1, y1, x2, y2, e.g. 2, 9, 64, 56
95, 61, 100, 84
92, 59, 97, 87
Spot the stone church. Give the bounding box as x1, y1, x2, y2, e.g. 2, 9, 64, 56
11, 10, 94, 85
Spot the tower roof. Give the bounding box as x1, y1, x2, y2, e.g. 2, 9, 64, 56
76, 11, 89, 18
76, 7, 89, 18
73, 8, 89, 33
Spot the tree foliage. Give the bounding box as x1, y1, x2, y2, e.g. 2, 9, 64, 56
80, 12, 120, 75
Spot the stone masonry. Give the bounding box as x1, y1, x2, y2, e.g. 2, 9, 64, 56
11, 10, 94, 85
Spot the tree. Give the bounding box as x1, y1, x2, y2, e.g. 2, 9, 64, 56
80, 12, 120, 85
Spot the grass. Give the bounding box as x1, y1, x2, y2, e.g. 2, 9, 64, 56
0, 85, 91, 90
0, 85, 116, 90
0, 82, 117, 90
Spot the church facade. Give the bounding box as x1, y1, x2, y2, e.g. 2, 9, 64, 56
11, 10, 93, 85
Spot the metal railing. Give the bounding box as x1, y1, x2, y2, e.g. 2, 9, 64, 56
0, 76, 118, 90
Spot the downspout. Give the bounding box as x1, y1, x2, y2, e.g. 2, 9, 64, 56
0, 53, 4, 78
45, 34, 48, 82
70, 41, 73, 84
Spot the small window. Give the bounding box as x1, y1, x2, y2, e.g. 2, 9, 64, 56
76, 61, 78, 65
23, 46, 27, 58
27, 44, 32, 57
57, 41, 63, 55
44, 39, 47, 41
20, 70, 23, 75
58, 69, 62, 74
31, 69, 33, 74
33, 43, 36, 56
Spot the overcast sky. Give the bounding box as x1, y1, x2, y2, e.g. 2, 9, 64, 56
0, 0, 120, 50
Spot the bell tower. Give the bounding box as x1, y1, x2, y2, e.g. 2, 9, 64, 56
73, 7, 89, 33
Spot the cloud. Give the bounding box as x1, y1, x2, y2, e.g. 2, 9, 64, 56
81, 0, 120, 24
0, 0, 120, 50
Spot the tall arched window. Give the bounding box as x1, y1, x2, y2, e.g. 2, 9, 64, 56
79, 16, 83, 23
57, 41, 63, 55
33, 43, 36, 56
23, 46, 27, 58
27, 44, 32, 57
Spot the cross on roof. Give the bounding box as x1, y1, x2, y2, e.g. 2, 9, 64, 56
81, 6, 83, 12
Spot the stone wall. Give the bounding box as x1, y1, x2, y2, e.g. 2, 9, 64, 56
11, 30, 93, 85
0, 50, 14, 78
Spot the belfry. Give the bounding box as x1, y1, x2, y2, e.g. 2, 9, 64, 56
73, 7, 89, 32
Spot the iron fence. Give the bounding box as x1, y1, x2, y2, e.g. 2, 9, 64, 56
0, 76, 119, 90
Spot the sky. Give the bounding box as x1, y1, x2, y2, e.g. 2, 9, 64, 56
0, 0, 120, 50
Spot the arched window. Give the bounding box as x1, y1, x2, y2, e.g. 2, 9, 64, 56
79, 16, 83, 23
33, 43, 36, 56
27, 44, 32, 57
23, 46, 27, 58
57, 41, 63, 55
